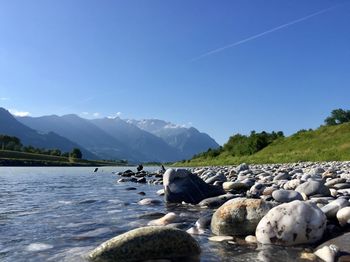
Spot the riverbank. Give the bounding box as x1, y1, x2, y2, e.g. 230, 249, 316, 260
108, 161, 350, 261
0, 150, 126, 166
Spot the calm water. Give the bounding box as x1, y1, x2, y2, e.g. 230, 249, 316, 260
0, 167, 307, 262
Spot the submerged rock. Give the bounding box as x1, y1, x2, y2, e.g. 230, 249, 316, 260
88, 226, 201, 262
163, 169, 224, 204
256, 200, 326, 246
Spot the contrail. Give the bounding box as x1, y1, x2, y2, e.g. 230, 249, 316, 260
190, 4, 341, 62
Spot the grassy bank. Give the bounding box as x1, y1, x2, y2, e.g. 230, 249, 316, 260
0, 150, 123, 166
180, 122, 350, 166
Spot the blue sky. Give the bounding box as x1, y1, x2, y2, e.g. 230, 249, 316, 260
0, 0, 349, 145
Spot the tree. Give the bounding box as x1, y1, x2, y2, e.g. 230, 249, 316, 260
70, 148, 82, 159
324, 108, 350, 126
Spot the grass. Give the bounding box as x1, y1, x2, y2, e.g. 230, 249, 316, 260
0, 150, 124, 166
180, 123, 350, 166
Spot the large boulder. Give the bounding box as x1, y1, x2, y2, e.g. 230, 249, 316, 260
88, 226, 201, 262
211, 198, 274, 236
163, 169, 225, 204
256, 200, 327, 246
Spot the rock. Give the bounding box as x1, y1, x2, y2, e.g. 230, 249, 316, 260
208, 236, 234, 242
295, 180, 331, 197
222, 182, 250, 191
138, 198, 162, 206
274, 172, 290, 181
256, 200, 327, 246
321, 198, 349, 218
245, 235, 257, 243
148, 212, 179, 226
316, 233, 350, 261
136, 177, 146, 183
211, 198, 274, 236
88, 226, 201, 262
163, 169, 225, 204
336, 206, 350, 226
236, 163, 249, 173
198, 193, 237, 208
314, 245, 339, 262
205, 173, 227, 184
272, 189, 303, 203
247, 183, 266, 198
283, 179, 301, 190
156, 189, 165, 196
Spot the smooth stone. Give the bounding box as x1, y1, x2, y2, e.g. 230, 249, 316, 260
198, 193, 237, 208
236, 163, 249, 173
256, 200, 326, 246
272, 189, 303, 203
336, 206, 350, 226
195, 213, 212, 229
156, 189, 165, 196
316, 233, 350, 260
88, 226, 201, 262
325, 178, 346, 187
211, 198, 274, 236
245, 235, 257, 244
283, 179, 301, 190
314, 245, 339, 262
138, 198, 162, 206
163, 169, 225, 204
208, 236, 234, 242
148, 212, 179, 226
333, 183, 350, 190
295, 180, 331, 197
205, 173, 227, 184
274, 172, 290, 181
247, 183, 266, 198
321, 198, 349, 218
222, 182, 250, 191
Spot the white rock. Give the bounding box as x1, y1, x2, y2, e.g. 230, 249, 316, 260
208, 236, 234, 242
245, 235, 257, 243
148, 212, 178, 226
321, 198, 349, 218
255, 200, 326, 246
336, 206, 350, 226
314, 245, 339, 262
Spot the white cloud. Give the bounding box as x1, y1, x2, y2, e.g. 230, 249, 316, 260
9, 109, 30, 117
81, 112, 89, 115
93, 112, 100, 117
107, 112, 122, 119
0, 97, 9, 101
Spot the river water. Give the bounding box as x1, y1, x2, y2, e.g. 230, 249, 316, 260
0, 167, 308, 262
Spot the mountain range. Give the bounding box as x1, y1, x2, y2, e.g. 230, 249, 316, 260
0, 107, 219, 162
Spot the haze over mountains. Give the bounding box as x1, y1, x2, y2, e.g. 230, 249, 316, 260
0, 107, 219, 162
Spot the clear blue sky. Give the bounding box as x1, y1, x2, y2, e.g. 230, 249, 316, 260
0, 0, 349, 145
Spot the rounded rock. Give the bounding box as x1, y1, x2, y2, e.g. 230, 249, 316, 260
336, 206, 350, 226
211, 198, 274, 236
256, 200, 327, 246
272, 189, 303, 203
88, 226, 201, 262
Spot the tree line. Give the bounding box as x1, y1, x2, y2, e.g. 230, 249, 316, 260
193, 130, 284, 159
0, 135, 83, 159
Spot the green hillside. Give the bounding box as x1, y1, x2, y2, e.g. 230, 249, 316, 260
0, 150, 125, 166
182, 122, 350, 166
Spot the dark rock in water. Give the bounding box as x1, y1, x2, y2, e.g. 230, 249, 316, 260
137, 191, 146, 196
121, 170, 135, 177
125, 187, 137, 191
136, 177, 146, 183
163, 169, 225, 204
88, 226, 201, 262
